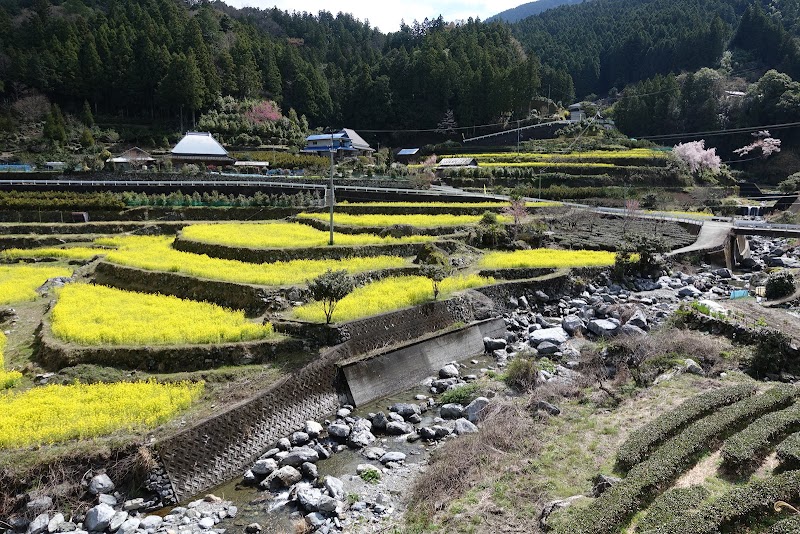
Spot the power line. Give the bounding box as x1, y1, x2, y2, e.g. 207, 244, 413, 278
638, 121, 800, 141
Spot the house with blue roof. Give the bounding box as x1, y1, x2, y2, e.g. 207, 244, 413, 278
302, 129, 374, 159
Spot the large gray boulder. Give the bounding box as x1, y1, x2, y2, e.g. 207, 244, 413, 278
304, 420, 324, 439
108, 512, 128, 532
268, 466, 303, 488
348, 430, 376, 448
483, 337, 507, 352
88, 473, 115, 495
297, 487, 338, 514
587, 319, 619, 337
465, 397, 490, 424
117, 518, 140, 534
529, 327, 569, 345
454, 418, 479, 435
386, 421, 414, 435
84, 504, 115, 532
26, 514, 49, 534
281, 447, 319, 467
327, 423, 350, 440
389, 403, 421, 418
251, 458, 278, 477
620, 324, 647, 337
561, 315, 585, 335
324, 476, 345, 500
678, 285, 703, 298
47, 513, 64, 533
537, 341, 560, 355
625, 309, 648, 330
439, 364, 460, 379
440, 403, 464, 419
139, 515, 163, 531
380, 451, 406, 464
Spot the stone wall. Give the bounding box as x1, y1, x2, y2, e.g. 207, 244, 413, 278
173, 236, 437, 263
294, 216, 463, 237
36, 316, 304, 372
94, 262, 283, 317
152, 293, 481, 502
478, 268, 556, 280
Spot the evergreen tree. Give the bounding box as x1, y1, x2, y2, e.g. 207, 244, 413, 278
81, 100, 94, 127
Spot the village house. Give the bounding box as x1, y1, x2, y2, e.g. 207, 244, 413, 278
302, 129, 374, 159
106, 147, 156, 171
171, 132, 234, 168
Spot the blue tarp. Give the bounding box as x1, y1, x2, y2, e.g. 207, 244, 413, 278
730, 290, 749, 300
0, 164, 33, 172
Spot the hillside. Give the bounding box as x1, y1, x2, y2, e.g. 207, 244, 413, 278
487, 0, 589, 23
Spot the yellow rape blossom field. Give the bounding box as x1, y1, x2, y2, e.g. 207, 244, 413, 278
337, 201, 561, 208
0, 380, 203, 448
294, 274, 493, 323
0, 332, 22, 390
443, 149, 667, 160
297, 212, 512, 227
479, 249, 619, 269
0, 264, 73, 304
1, 246, 105, 261
97, 236, 408, 286
51, 284, 276, 346
180, 222, 435, 249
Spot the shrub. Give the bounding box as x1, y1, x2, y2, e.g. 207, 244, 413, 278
0, 264, 73, 305
721, 403, 800, 472
769, 515, 800, 533
0, 380, 203, 448
635, 486, 710, 532
51, 284, 276, 346
552, 386, 798, 534
646, 471, 800, 534
504, 357, 538, 392
439, 383, 480, 405
766, 270, 796, 300
419, 264, 449, 300
750, 329, 796, 378
616, 384, 757, 471
307, 270, 355, 324
776, 431, 800, 467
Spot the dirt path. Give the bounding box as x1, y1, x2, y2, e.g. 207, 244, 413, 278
667, 221, 732, 256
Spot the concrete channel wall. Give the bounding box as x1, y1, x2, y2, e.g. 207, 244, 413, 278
339, 317, 507, 406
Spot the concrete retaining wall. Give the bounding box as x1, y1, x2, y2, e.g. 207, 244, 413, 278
339, 317, 507, 406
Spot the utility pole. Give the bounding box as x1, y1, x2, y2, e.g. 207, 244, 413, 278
516, 120, 521, 154
328, 131, 335, 246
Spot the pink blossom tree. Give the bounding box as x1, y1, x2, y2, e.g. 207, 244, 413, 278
672, 140, 721, 174
734, 130, 781, 159
245, 100, 282, 124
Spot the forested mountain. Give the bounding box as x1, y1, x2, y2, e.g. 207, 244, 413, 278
487, 0, 588, 24
0, 0, 561, 134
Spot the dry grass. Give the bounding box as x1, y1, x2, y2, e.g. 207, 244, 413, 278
408, 402, 542, 521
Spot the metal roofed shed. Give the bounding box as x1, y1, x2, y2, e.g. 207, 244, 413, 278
171, 132, 234, 167
234, 161, 270, 167
437, 157, 478, 168
303, 129, 374, 158
397, 148, 419, 156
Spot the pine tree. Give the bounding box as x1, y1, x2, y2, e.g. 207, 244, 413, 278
81, 100, 94, 127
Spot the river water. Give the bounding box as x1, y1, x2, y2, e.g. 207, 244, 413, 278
208, 351, 497, 533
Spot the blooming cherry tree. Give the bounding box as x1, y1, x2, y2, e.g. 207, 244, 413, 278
673, 140, 721, 174
245, 100, 282, 124
734, 130, 781, 159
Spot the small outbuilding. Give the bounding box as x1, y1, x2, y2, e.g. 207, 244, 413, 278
568, 103, 586, 122
395, 148, 420, 164
107, 147, 156, 171
437, 157, 478, 169
171, 132, 234, 167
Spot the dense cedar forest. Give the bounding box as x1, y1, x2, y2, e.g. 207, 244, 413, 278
2, 0, 800, 139
487, 0, 588, 24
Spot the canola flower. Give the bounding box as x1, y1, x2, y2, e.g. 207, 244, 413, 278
294, 274, 493, 323
337, 201, 561, 209
180, 222, 435, 249
479, 249, 620, 269
0, 264, 73, 304
1, 247, 106, 261
99, 235, 408, 286
476, 161, 616, 168
296, 212, 512, 228
0, 380, 204, 448
51, 284, 276, 346
442, 149, 667, 160
0, 332, 22, 390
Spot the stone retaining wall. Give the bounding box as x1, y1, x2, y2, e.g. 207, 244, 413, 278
0, 207, 300, 223
173, 236, 439, 263
293, 215, 464, 237
478, 267, 556, 280
94, 262, 285, 317
35, 316, 303, 372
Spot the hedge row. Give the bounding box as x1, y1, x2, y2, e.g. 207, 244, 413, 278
646, 470, 800, 534
616, 384, 757, 471
769, 515, 800, 533
776, 432, 800, 467
721, 402, 800, 473
635, 486, 709, 532
552, 386, 798, 534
